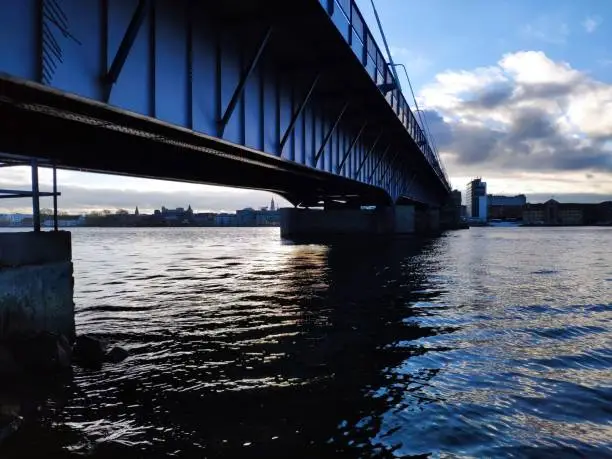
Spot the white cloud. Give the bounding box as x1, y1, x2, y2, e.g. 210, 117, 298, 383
0, 167, 288, 214
420, 51, 612, 196
582, 16, 602, 33
499, 52, 581, 86
423, 51, 612, 139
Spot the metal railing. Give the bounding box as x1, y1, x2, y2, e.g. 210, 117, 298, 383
319, 0, 450, 191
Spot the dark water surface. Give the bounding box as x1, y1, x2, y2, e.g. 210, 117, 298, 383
4, 227, 612, 458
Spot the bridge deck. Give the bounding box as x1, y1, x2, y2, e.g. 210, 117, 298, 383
0, 0, 450, 206
0, 74, 391, 206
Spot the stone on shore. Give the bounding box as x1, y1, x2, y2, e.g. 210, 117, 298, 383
106, 346, 129, 364
73, 335, 107, 369
0, 415, 22, 447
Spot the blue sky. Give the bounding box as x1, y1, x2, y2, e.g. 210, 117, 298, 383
357, 0, 612, 90
2, 0, 612, 213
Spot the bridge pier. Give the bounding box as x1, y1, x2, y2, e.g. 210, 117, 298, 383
415, 207, 440, 235
280, 205, 441, 239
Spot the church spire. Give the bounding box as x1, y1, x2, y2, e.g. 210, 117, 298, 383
270, 198, 275, 211
134, 206, 139, 216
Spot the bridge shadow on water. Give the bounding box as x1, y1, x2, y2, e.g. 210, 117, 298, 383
1, 234, 455, 459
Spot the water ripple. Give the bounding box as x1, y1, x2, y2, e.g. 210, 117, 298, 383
2, 226, 611, 458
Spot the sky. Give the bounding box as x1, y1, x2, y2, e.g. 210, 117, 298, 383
2, 0, 612, 214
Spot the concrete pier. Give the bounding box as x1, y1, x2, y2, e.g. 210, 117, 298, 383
280, 205, 440, 239
415, 208, 440, 235
0, 231, 74, 340
280, 207, 392, 238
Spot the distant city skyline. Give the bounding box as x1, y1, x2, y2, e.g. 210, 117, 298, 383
0, 166, 609, 215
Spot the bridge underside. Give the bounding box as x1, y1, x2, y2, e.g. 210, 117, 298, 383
0, 75, 391, 207
0, 0, 449, 207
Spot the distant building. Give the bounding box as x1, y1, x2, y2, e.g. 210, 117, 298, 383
236, 204, 280, 226
193, 212, 216, 226
153, 205, 193, 224
215, 213, 237, 226
465, 178, 487, 221
488, 194, 526, 220
42, 215, 86, 227
236, 208, 256, 226
0, 213, 32, 226
256, 209, 280, 226
522, 200, 612, 225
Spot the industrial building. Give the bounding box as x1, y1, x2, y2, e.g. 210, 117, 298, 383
465, 178, 488, 221
523, 200, 612, 225
487, 194, 527, 220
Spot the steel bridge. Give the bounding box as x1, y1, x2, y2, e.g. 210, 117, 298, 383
0, 0, 450, 208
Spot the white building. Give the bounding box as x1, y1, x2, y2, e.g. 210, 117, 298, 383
477, 196, 488, 222
0, 213, 32, 226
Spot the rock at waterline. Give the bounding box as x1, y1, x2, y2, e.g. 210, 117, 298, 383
0, 396, 22, 447
106, 346, 129, 364
73, 335, 107, 369
0, 415, 22, 447
73, 335, 129, 368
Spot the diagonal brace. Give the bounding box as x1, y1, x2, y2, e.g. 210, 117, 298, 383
104, 0, 150, 100
388, 166, 401, 192
354, 132, 383, 179
377, 151, 400, 185
279, 74, 320, 155
393, 163, 409, 191
313, 102, 349, 166
401, 172, 418, 196
337, 122, 366, 174
218, 26, 273, 136
368, 147, 394, 184
382, 152, 399, 183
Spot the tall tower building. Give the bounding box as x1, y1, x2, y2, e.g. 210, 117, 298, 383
465, 178, 487, 221
270, 198, 276, 212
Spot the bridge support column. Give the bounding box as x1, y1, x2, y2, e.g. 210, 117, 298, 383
415, 207, 440, 235
0, 231, 75, 341
280, 205, 441, 239
393, 205, 416, 234
280, 207, 394, 239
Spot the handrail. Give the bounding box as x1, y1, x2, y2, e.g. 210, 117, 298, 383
318, 0, 450, 191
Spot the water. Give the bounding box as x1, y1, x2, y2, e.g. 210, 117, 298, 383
3, 226, 612, 458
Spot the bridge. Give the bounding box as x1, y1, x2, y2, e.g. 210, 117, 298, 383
0, 0, 458, 362
0, 0, 450, 218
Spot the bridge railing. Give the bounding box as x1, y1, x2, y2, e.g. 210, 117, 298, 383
319, 0, 450, 191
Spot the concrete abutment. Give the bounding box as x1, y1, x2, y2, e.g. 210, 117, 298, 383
0, 231, 74, 341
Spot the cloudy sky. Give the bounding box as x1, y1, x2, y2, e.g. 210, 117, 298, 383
2, 0, 612, 214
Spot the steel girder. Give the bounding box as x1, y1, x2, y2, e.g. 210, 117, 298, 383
0, 0, 449, 207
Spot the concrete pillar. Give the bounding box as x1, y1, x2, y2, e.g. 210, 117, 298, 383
428, 208, 440, 233
280, 207, 395, 238
394, 205, 415, 234
415, 207, 441, 235
280, 206, 442, 239
0, 231, 74, 340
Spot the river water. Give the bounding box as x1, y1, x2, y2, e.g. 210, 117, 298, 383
3, 226, 612, 458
